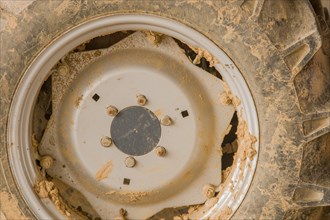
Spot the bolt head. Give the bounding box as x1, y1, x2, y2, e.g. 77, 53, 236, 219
160, 115, 172, 126
155, 146, 166, 157
100, 136, 112, 147
58, 65, 69, 76
136, 95, 147, 106
203, 184, 216, 199
125, 156, 136, 168
40, 155, 54, 169
107, 105, 118, 116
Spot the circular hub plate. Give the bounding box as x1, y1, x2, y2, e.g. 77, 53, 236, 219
111, 106, 161, 156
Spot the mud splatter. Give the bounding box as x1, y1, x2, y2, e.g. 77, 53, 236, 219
106, 190, 149, 203
74, 95, 83, 107
219, 206, 233, 219
31, 133, 39, 148
95, 161, 112, 181
143, 31, 163, 45
189, 46, 219, 67
220, 82, 233, 105
221, 166, 232, 183
34, 180, 71, 217
220, 82, 241, 108
173, 215, 188, 220
0, 191, 29, 220
236, 113, 257, 161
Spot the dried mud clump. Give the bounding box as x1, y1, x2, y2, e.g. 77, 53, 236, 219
143, 31, 163, 45
188, 46, 219, 67
34, 180, 71, 217
220, 82, 241, 107
236, 115, 257, 161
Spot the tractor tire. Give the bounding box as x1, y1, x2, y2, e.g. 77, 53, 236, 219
0, 0, 329, 219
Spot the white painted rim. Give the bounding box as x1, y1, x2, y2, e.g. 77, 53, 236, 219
7, 14, 259, 219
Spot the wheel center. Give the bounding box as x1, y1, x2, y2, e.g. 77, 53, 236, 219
110, 106, 161, 156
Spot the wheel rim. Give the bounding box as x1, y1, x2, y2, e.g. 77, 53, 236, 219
7, 14, 259, 219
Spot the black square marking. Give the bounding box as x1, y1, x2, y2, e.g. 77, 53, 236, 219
181, 110, 189, 118
123, 178, 130, 185
92, 93, 100, 102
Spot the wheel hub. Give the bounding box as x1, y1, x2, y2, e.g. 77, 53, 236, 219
38, 32, 234, 218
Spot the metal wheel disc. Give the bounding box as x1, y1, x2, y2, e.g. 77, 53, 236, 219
7, 15, 259, 219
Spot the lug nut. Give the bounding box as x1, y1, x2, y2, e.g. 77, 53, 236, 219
125, 156, 136, 168
155, 146, 166, 157
107, 105, 118, 116
136, 95, 147, 106
203, 184, 216, 199
40, 155, 54, 169
58, 64, 70, 76
100, 136, 112, 147
160, 115, 172, 126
